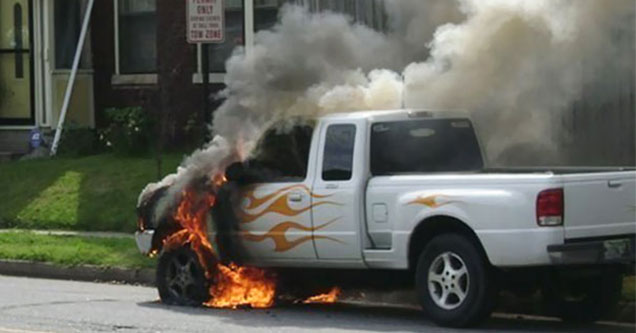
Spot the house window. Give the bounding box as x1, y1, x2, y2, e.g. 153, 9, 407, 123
253, 0, 300, 32
312, 0, 386, 31
207, 0, 244, 72
117, 0, 157, 74
54, 0, 91, 69
195, 0, 386, 82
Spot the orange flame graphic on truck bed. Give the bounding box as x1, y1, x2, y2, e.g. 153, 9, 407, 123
407, 194, 458, 208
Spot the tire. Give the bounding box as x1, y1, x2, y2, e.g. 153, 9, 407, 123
156, 246, 209, 306
542, 267, 622, 322
415, 234, 496, 327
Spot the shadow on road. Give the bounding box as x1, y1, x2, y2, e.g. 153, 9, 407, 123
137, 301, 634, 332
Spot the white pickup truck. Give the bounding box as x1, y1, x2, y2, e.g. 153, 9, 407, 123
136, 110, 635, 327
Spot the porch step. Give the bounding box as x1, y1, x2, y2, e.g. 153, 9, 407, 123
0, 130, 30, 155
0, 152, 17, 162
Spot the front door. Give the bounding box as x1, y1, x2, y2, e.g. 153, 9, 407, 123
236, 124, 319, 261
0, 0, 33, 125
312, 121, 365, 260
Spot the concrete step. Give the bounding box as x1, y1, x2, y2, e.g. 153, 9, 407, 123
0, 130, 30, 155
0, 152, 15, 162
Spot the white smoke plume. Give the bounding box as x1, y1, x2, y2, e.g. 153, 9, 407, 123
140, 0, 634, 218
404, 0, 635, 163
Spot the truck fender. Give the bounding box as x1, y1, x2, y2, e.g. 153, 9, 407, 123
407, 215, 491, 271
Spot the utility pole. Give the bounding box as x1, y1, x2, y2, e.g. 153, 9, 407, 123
202, 43, 211, 144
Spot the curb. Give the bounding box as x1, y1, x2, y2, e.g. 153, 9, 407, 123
0, 259, 155, 285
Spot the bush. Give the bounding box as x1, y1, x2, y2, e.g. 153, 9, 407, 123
57, 123, 100, 157
100, 106, 153, 155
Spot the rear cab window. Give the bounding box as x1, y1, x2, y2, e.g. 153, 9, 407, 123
370, 119, 483, 175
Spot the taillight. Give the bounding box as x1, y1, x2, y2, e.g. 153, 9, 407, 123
536, 188, 563, 226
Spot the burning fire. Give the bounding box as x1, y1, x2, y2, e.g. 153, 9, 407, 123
302, 287, 341, 304
161, 177, 340, 309
162, 190, 217, 278
205, 263, 276, 309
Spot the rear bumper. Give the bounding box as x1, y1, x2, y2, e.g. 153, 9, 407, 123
135, 230, 155, 255
547, 235, 635, 265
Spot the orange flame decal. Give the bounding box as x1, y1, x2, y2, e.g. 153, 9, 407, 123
241, 195, 341, 223
242, 184, 330, 210
240, 186, 341, 224
242, 218, 343, 252
407, 195, 457, 208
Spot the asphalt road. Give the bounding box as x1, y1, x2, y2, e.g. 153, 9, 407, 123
0, 275, 632, 333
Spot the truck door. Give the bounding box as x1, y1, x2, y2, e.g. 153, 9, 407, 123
311, 122, 365, 260
236, 125, 318, 260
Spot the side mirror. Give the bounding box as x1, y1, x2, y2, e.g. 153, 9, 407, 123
225, 162, 245, 182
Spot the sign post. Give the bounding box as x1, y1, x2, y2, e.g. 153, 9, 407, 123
202, 44, 210, 143
186, 0, 225, 143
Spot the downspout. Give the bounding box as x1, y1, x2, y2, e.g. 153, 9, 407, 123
50, 0, 95, 156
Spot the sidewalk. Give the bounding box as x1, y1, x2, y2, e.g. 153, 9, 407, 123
0, 229, 133, 238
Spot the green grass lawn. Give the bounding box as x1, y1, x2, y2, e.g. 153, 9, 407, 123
0, 231, 155, 269
0, 153, 184, 232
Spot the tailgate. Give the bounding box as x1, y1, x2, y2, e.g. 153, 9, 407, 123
562, 172, 636, 239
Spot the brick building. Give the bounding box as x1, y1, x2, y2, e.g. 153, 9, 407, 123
0, 0, 633, 165
0, 0, 387, 154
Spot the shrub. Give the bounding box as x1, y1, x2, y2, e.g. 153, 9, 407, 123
99, 106, 153, 155
57, 123, 100, 157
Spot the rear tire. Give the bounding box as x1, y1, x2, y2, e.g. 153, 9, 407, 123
156, 246, 209, 306
416, 234, 496, 327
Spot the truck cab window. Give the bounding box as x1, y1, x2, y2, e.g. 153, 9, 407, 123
370, 119, 483, 175
322, 124, 356, 181
246, 124, 314, 182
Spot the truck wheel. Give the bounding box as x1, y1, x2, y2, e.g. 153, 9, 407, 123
542, 267, 622, 322
156, 246, 209, 306
416, 234, 496, 327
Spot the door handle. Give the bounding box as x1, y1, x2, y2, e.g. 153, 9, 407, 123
326, 183, 339, 190
288, 192, 303, 202
608, 180, 622, 188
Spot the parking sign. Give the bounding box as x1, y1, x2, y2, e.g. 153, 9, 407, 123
187, 0, 225, 44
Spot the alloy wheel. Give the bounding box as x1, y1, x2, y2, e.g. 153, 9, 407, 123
427, 251, 470, 310
166, 252, 201, 301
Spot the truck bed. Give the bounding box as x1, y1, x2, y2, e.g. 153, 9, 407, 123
483, 167, 636, 174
